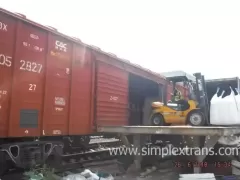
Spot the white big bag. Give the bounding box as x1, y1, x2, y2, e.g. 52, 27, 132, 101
218, 87, 240, 145
210, 88, 225, 125
210, 87, 240, 125
234, 88, 240, 110
224, 87, 240, 125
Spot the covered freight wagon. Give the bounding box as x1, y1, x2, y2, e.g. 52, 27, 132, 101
0, 7, 175, 172
0, 8, 170, 138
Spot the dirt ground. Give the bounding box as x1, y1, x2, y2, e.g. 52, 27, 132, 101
115, 168, 178, 180
1, 160, 179, 180
89, 159, 179, 180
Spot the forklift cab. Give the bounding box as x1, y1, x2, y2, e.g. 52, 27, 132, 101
150, 71, 209, 126
162, 71, 196, 103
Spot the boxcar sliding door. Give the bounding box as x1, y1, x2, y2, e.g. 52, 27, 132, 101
95, 61, 128, 126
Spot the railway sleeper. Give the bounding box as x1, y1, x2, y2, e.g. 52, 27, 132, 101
0, 141, 63, 174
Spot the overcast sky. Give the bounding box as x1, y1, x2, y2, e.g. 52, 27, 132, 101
1, 0, 240, 79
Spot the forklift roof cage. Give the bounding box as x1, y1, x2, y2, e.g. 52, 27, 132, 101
161, 70, 196, 83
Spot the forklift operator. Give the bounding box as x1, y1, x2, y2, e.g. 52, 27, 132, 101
171, 87, 190, 110
172, 87, 182, 102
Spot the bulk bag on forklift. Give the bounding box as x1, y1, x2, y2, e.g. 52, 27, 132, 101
210, 88, 240, 125
235, 88, 240, 109
210, 89, 225, 125
222, 88, 239, 124
217, 87, 240, 145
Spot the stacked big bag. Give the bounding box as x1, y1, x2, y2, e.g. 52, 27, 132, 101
62, 169, 114, 180
210, 87, 240, 125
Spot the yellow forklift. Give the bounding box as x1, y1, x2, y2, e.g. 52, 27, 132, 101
150, 71, 209, 126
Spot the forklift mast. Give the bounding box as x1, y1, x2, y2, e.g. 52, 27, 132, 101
193, 72, 210, 124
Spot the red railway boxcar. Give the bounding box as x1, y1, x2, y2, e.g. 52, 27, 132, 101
0, 8, 168, 172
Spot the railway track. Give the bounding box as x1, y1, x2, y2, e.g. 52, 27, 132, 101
60, 139, 123, 168
1, 137, 124, 180
1, 139, 176, 179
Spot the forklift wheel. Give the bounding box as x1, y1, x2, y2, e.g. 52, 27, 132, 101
187, 111, 205, 126
151, 114, 165, 126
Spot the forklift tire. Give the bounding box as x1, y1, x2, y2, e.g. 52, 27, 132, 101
151, 114, 165, 126
187, 110, 206, 126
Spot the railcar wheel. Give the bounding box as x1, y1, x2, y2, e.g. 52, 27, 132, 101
0, 152, 9, 176
46, 146, 63, 169
80, 136, 90, 146
69, 136, 90, 148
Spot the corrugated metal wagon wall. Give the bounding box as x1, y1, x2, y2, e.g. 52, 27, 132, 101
0, 8, 168, 137
0, 11, 94, 137
69, 46, 93, 135
8, 20, 47, 137
0, 12, 15, 137
42, 34, 72, 136
95, 61, 128, 126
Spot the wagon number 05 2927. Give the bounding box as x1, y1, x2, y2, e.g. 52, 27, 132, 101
20, 60, 43, 73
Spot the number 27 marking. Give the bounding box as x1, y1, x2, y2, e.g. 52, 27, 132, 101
29, 84, 36, 91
